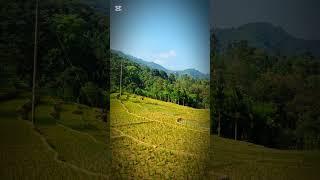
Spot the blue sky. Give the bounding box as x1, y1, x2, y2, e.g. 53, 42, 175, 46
111, 0, 210, 74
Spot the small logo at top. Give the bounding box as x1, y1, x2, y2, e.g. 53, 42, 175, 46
115, 5, 122, 12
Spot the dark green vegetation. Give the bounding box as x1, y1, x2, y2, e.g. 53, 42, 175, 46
110, 53, 210, 109
1, 0, 110, 179
1, 0, 109, 109
211, 27, 320, 150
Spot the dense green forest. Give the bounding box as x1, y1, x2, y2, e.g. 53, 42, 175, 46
0, 0, 109, 108
210, 34, 320, 149
110, 53, 210, 109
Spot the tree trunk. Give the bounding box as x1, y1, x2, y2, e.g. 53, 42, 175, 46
31, 0, 39, 125
218, 111, 221, 136
234, 118, 238, 141
119, 61, 122, 96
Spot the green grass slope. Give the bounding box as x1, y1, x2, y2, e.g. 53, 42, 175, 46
0, 94, 109, 179
110, 93, 320, 179
1, 92, 319, 179
110, 93, 210, 179
210, 132, 320, 180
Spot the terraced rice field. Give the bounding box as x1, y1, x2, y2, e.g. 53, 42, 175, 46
110, 93, 211, 179
210, 135, 320, 180
0, 94, 109, 180
110, 93, 320, 180
1, 92, 319, 179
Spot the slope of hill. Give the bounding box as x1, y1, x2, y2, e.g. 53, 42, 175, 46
111, 50, 209, 79
110, 92, 320, 179
0, 93, 110, 179
174, 68, 209, 79
210, 135, 320, 180
214, 22, 320, 56
111, 50, 168, 72
110, 93, 210, 178
1, 92, 319, 179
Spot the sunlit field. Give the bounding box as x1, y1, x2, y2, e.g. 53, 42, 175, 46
0, 93, 109, 179
110, 93, 211, 179
110, 93, 320, 180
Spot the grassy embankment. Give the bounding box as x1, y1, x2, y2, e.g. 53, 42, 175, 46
0, 92, 109, 180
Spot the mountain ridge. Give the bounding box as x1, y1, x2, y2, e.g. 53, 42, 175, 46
213, 22, 320, 56
111, 50, 209, 79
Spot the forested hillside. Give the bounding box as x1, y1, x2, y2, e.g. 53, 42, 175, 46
0, 0, 109, 108
211, 31, 320, 149
0, 1, 111, 178
110, 53, 210, 109
111, 50, 209, 79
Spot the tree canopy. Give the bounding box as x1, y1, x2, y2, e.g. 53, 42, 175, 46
110, 53, 210, 109
211, 38, 320, 150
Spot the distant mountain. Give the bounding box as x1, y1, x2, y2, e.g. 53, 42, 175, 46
214, 22, 320, 56
111, 50, 209, 79
173, 69, 209, 79
111, 50, 168, 71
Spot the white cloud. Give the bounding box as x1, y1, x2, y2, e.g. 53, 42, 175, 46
153, 50, 177, 59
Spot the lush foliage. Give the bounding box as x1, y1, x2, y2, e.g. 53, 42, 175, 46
110, 53, 210, 109
0, 1, 110, 177
0, 0, 109, 108
211, 38, 320, 149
